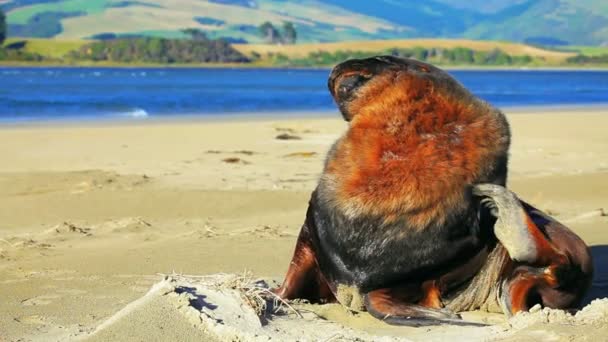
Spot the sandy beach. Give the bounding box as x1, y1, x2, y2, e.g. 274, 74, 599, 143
1, 108, 607, 341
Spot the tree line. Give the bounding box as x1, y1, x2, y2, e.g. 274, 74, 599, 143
267, 47, 537, 67
258, 21, 296, 44
1, 7, 6, 45
566, 54, 608, 65
68, 30, 249, 63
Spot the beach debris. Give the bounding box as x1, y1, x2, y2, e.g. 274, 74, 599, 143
206, 150, 259, 155
159, 272, 303, 321
13, 314, 47, 325
278, 178, 309, 183
21, 295, 60, 307
223, 225, 294, 238
233, 150, 256, 156
70, 171, 152, 192
222, 157, 251, 165
102, 217, 153, 234
44, 218, 154, 237
51, 222, 93, 236
191, 223, 219, 238
275, 133, 301, 140
214, 271, 302, 320
131, 174, 151, 186
4, 238, 53, 249
283, 151, 317, 158
275, 127, 318, 134
202, 225, 219, 238
247, 225, 293, 238
275, 127, 297, 133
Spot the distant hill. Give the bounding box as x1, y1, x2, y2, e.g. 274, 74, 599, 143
2, 0, 608, 46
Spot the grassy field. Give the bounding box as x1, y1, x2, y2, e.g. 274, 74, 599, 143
4, 38, 88, 59
234, 39, 577, 64
561, 45, 608, 56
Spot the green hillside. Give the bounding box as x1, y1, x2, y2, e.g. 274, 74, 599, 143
462, 0, 608, 46
1, 0, 608, 45
2, 0, 404, 43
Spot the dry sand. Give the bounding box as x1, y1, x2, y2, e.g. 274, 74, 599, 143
0, 108, 607, 341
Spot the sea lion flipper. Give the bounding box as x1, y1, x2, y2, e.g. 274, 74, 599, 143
473, 183, 539, 263
474, 183, 570, 264
273, 220, 335, 303
473, 184, 593, 315
364, 288, 487, 327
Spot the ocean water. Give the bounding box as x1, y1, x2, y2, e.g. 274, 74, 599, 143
0, 67, 607, 122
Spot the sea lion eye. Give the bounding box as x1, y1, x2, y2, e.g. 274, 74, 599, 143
418, 65, 430, 73
338, 74, 372, 97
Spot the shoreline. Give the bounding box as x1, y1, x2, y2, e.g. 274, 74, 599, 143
1, 105, 608, 128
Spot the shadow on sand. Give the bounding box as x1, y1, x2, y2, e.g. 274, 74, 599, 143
582, 245, 608, 305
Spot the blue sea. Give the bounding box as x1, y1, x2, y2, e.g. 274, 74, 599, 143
1, 67, 607, 122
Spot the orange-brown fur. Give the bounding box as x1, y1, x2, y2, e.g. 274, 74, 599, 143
419, 281, 443, 308
325, 72, 508, 228
524, 215, 565, 267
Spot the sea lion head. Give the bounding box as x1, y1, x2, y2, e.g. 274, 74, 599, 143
328, 55, 478, 122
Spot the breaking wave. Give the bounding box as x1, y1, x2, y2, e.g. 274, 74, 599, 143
123, 108, 149, 118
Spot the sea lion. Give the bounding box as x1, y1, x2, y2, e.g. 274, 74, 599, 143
274, 56, 593, 325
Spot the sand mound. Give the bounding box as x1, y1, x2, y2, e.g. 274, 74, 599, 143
82, 274, 608, 342
86, 274, 392, 341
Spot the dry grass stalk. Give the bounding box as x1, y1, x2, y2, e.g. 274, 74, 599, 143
156, 271, 303, 319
